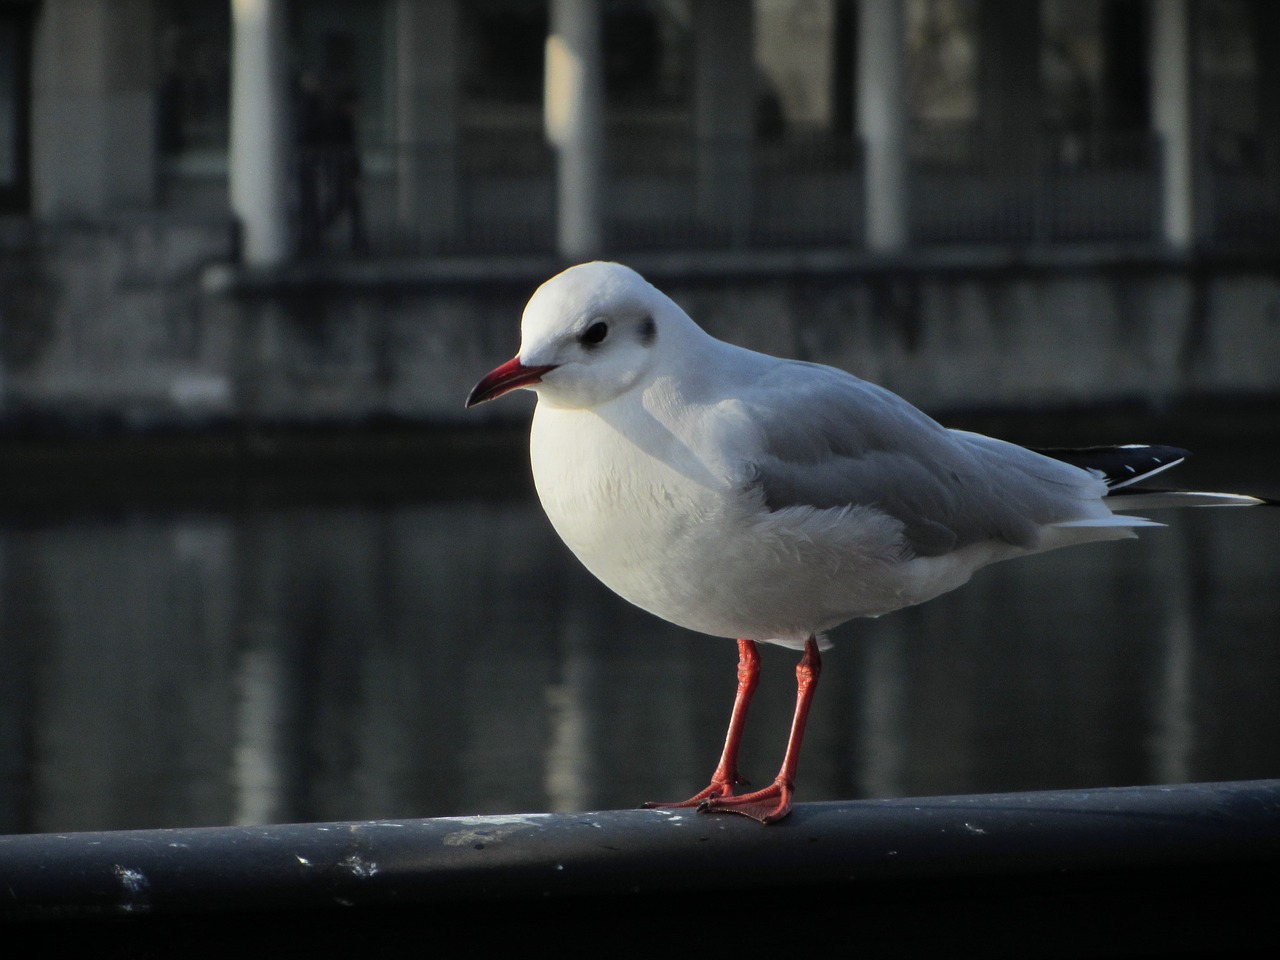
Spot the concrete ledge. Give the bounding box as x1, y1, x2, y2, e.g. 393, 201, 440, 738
201, 243, 1280, 296
3, 780, 1278, 954
12, 225, 1280, 425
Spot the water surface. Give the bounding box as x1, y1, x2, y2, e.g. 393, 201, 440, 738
2, 443, 1277, 833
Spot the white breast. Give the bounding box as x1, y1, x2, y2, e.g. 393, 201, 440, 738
531, 402, 719, 622
528, 399, 962, 647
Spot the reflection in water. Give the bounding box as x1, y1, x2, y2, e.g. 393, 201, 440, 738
2, 490, 1279, 834
544, 639, 594, 813
858, 625, 908, 799
234, 644, 284, 826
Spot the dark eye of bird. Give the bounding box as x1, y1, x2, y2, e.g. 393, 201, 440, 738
580, 321, 609, 346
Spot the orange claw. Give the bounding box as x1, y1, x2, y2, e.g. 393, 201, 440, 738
640, 778, 736, 810
699, 778, 794, 824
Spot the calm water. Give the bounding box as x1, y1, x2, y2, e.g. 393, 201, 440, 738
2, 445, 1278, 834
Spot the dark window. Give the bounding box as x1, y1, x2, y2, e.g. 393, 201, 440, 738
291, 0, 393, 150
156, 0, 230, 172
0, 3, 33, 213
460, 0, 549, 106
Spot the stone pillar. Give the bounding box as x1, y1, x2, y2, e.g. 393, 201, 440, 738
1151, 0, 1195, 248
693, 0, 754, 245
396, 0, 458, 251
29, 0, 156, 216
857, 0, 908, 250
545, 0, 605, 259
229, 0, 291, 266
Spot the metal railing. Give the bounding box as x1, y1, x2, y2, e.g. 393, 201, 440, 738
4, 780, 1278, 952
292, 129, 1279, 257
909, 128, 1163, 244
1204, 132, 1280, 242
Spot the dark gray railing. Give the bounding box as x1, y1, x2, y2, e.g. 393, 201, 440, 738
4, 780, 1279, 953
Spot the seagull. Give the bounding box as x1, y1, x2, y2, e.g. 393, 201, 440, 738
466, 261, 1262, 824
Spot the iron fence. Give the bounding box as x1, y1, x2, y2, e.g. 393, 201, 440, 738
909, 128, 1163, 244
293, 129, 1277, 257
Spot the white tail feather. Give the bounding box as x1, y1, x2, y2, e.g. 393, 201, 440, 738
1052, 515, 1164, 529
1107, 491, 1265, 511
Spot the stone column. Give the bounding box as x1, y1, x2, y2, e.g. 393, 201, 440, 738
29, 0, 156, 216
395, 0, 459, 251
857, 0, 908, 250
693, 0, 754, 246
545, 0, 605, 259
1151, 0, 1195, 248
229, 0, 291, 266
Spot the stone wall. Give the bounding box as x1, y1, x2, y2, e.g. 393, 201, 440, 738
214, 252, 1280, 424
3, 223, 1280, 429
1, 217, 236, 425
676, 263, 1280, 411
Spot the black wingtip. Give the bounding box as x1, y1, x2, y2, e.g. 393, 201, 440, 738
1030, 444, 1190, 489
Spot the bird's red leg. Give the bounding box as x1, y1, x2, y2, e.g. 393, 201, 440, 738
642, 639, 760, 809
699, 636, 821, 824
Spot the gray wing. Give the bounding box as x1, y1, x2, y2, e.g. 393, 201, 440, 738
736, 361, 1106, 557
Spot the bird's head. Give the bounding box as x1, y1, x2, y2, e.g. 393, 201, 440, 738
466, 261, 688, 411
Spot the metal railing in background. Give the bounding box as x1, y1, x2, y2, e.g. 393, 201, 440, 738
372, 128, 556, 256
909, 128, 1163, 245
751, 133, 864, 248
353, 131, 865, 256
603, 132, 863, 250
307, 128, 1279, 257
1204, 133, 1280, 243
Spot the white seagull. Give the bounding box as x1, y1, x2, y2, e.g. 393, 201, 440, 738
466, 261, 1262, 824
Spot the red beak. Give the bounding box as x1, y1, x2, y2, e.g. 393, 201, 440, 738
465, 357, 558, 408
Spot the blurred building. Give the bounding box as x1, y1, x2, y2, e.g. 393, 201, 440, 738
1, 0, 1279, 424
